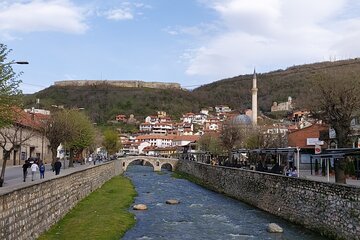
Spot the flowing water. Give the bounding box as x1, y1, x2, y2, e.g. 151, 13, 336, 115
122, 165, 326, 240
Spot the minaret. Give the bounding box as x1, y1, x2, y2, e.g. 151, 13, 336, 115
251, 69, 258, 125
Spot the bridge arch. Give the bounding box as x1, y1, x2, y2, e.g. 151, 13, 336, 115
120, 156, 178, 172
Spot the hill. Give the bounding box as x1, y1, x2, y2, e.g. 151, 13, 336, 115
23, 84, 202, 123
23, 58, 360, 123
193, 58, 360, 113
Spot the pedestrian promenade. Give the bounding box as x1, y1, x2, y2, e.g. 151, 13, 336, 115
0, 160, 103, 194
300, 170, 360, 187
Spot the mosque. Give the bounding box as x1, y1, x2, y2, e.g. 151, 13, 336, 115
233, 70, 258, 126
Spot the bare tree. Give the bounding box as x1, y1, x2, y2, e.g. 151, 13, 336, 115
0, 119, 37, 187
42, 110, 74, 166
245, 127, 287, 149
220, 120, 251, 164
306, 72, 360, 183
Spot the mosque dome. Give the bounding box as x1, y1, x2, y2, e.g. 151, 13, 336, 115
232, 114, 252, 125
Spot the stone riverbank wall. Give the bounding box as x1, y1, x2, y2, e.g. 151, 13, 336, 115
177, 160, 360, 240
0, 160, 123, 240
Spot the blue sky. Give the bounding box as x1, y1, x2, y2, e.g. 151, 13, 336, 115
1, 0, 360, 93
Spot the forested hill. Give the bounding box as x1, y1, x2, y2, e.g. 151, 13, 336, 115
193, 58, 360, 112
23, 85, 203, 123
24, 58, 360, 123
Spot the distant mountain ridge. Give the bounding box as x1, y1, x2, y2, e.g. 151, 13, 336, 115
24, 58, 360, 123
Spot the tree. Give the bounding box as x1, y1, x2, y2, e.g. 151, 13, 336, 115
0, 111, 37, 187
245, 127, 287, 149
42, 109, 74, 166
65, 110, 95, 167
198, 132, 224, 156
220, 120, 251, 164
0, 44, 22, 128
102, 129, 120, 155
306, 72, 360, 183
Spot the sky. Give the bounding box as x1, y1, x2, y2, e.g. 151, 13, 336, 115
1, 0, 360, 93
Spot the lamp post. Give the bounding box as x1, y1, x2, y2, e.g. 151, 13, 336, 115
0, 61, 29, 66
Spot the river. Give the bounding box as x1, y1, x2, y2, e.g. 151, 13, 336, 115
122, 165, 326, 240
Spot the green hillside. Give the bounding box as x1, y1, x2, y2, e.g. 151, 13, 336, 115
193, 58, 360, 112
23, 84, 202, 123
23, 58, 360, 123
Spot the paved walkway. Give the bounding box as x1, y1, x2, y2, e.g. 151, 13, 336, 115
0, 160, 104, 193
299, 170, 360, 187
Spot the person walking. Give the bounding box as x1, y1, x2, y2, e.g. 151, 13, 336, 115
31, 161, 39, 181
54, 159, 62, 175
22, 160, 30, 182
39, 162, 46, 179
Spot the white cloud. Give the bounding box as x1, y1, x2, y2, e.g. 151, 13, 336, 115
185, 0, 360, 78
103, 2, 149, 21
0, 0, 88, 34
105, 8, 133, 20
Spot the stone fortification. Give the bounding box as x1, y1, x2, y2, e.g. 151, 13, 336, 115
177, 160, 360, 240
0, 160, 123, 240
54, 80, 181, 90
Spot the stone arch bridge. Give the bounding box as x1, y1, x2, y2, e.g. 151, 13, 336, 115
119, 156, 178, 172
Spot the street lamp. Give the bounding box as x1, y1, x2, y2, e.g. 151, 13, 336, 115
14, 61, 29, 65
0, 61, 29, 66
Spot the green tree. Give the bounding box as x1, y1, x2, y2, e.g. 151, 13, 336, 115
103, 129, 121, 155
0, 44, 22, 128
65, 110, 95, 167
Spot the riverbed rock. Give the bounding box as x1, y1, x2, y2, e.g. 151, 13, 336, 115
133, 204, 148, 210
267, 223, 283, 233
166, 199, 180, 205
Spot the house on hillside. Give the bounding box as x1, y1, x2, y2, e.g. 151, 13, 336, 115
204, 118, 222, 132
145, 115, 159, 124
135, 135, 174, 148
182, 113, 195, 124
215, 105, 232, 113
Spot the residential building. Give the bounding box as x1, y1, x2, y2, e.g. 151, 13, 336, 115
136, 135, 174, 148
204, 118, 222, 132
215, 105, 232, 113
0, 111, 52, 166
145, 115, 159, 124
288, 124, 329, 167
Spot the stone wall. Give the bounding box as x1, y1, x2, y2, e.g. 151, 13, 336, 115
54, 80, 181, 90
0, 161, 123, 240
177, 160, 360, 240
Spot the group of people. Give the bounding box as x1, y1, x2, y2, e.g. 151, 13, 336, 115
285, 166, 298, 177
22, 158, 62, 182
85, 154, 106, 165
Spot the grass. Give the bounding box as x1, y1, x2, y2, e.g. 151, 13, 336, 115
38, 175, 137, 240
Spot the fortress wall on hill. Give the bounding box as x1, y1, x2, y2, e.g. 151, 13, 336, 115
54, 80, 181, 90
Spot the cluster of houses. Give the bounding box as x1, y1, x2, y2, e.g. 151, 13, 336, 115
116, 102, 360, 170
2, 101, 360, 169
